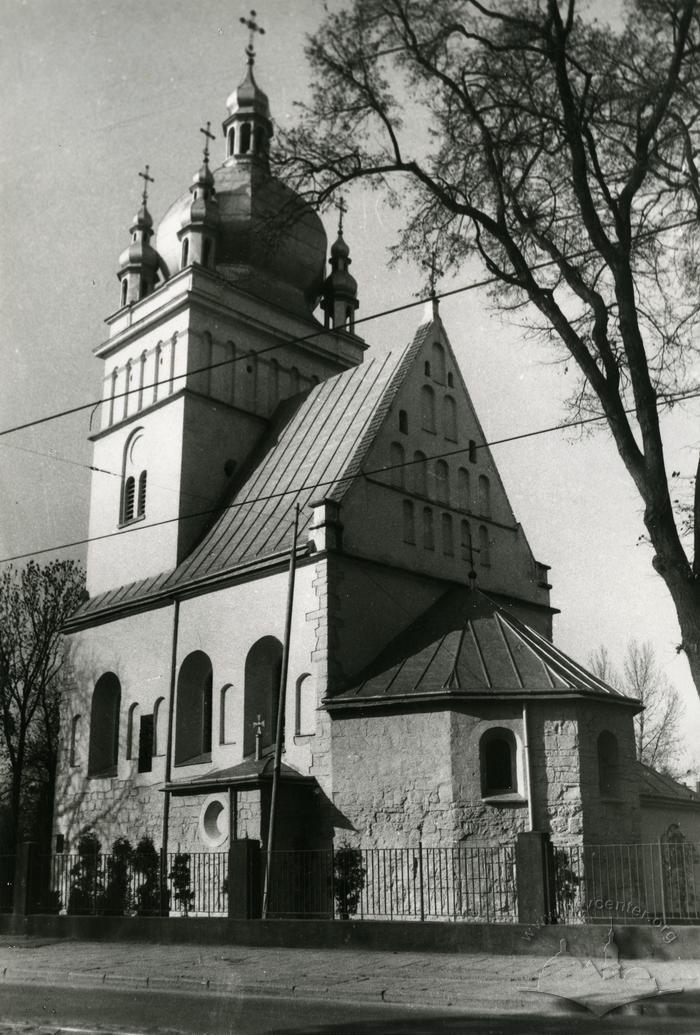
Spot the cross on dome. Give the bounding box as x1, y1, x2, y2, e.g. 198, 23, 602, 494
240, 9, 265, 64
336, 197, 348, 235
138, 164, 154, 206
199, 121, 216, 164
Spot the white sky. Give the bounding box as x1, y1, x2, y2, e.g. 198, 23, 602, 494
1, 0, 698, 769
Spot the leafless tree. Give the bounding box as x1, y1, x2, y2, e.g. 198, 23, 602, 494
277, 0, 700, 698
590, 640, 684, 772
0, 560, 85, 853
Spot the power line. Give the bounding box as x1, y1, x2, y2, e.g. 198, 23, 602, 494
1, 386, 697, 566
1, 213, 697, 441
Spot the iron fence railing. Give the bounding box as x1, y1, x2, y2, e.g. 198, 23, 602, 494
43, 851, 228, 917
553, 842, 700, 924
266, 844, 517, 922
0, 855, 14, 913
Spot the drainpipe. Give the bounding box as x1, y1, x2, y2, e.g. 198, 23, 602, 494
161, 597, 180, 901
522, 701, 534, 832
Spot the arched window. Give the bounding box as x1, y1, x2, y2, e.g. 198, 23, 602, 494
244, 636, 283, 757
421, 384, 436, 432
598, 731, 621, 798
442, 513, 454, 556
413, 451, 427, 495
137, 471, 147, 518
228, 126, 235, 156
424, 360, 431, 377
174, 651, 213, 766
123, 476, 136, 523
443, 395, 457, 442
120, 279, 128, 308
202, 238, 212, 268
240, 122, 251, 153
126, 703, 139, 761
137, 713, 154, 773
435, 459, 450, 503
402, 499, 415, 544
69, 715, 81, 767
422, 507, 435, 550
479, 525, 491, 566
219, 684, 238, 745
447, 372, 454, 388
153, 697, 166, 756
478, 474, 491, 516
460, 519, 472, 561
295, 673, 315, 736
390, 442, 405, 488
88, 673, 121, 777
458, 467, 470, 510
469, 439, 477, 463
399, 409, 408, 434
480, 728, 517, 796
432, 341, 446, 384
181, 237, 189, 269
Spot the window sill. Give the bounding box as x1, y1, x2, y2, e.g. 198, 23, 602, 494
293, 733, 316, 743
174, 752, 212, 768
88, 767, 117, 780
118, 514, 146, 530
481, 793, 528, 806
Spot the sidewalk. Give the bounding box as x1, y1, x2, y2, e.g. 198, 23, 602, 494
1, 936, 700, 1018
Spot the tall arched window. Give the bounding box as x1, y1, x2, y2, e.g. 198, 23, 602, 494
69, 715, 81, 767
478, 474, 491, 516
88, 673, 121, 777
126, 703, 139, 760
479, 525, 491, 566
120, 279, 128, 308
240, 122, 251, 153
431, 341, 446, 384
413, 451, 427, 495
174, 651, 213, 765
181, 237, 190, 269
137, 471, 147, 518
598, 731, 621, 797
422, 507, 435, 550
443, 396, 457, 441
458, 467, 470, 510
460, 519, 472, 561
123, 477, 136, 523
480, 728, 517, 796
295, 673, 315, 736
469, 439, 477, 463
121, 429, 145, 525
228, 126, 235, 156
153, 697, 166, 756
202, 238, 212, 268
421, 385, 436, 432
390, 442, 405, 487
435, 459, 450, 503
244, 636, 283, 757
220, 683, 238, 745
402, 499, 415, 544
442, 513, 454, 555
399, 409, 408, 434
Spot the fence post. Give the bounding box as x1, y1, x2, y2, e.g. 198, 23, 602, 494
516, 831, 556, 925
418, 842, 425, 922
227, 839, 262, 919
13, 841, 39, 916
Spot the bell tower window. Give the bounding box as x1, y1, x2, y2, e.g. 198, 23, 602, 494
181, 237, 189, 269
137, 471, 147, 518
120, 279, 128, 307
202, 238, 212, 268
240, 123, 251, 154
228, 127, 235, 156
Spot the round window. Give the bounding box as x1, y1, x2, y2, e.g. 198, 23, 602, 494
198, 794, 229, 848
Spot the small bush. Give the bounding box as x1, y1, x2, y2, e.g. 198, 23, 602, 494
101, 837, 133, 915
168, 852, 194, 916
133, 836, 162, 916
333, 844, 365, 918
67, 831, 103, 915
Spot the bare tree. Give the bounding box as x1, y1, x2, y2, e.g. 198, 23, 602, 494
0, 560, 85, 854
590, 640, 684, 772
278, 0, 700, 697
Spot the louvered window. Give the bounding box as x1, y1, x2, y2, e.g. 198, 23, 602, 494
137, 470, 147, 517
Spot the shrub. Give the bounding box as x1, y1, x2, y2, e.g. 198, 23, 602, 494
333, 844, 365, 918
133, 836, 162, 916
168, 852, 194, 916
67, 831, 103, 915
101, 836, 133, 915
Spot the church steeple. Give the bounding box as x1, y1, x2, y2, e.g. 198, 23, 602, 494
178, 123, 221, 271
321, 201, 359, 333
117, 166, 160, 308
222, 11, 272, 167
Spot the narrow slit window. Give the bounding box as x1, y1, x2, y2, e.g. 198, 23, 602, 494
123, 477, 136, 522
137, 471, 147, 518
399, 409, 408, 434
181, 237, 189, 269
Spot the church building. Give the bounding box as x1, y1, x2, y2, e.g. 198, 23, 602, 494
56, 37, 653, 864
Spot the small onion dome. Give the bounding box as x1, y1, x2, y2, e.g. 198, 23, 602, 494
226, 62, 271, 120
119, 204, 159, 272
132, 204, 153, 232
330, 230, 350, 262
191, 161, 215, 192
182, 162, 219, 230
324, 230, 358, 298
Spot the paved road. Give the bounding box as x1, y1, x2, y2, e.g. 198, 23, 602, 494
1, 984, 700, 1035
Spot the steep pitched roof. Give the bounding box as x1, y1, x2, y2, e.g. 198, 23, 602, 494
328, 587, 637, 707
637, 763, 700, 805
68, 321, 433, 626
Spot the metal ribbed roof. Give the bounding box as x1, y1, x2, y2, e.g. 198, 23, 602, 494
329, 587, 636, 706
68, 323, 431, 626
637, 763, 700, 803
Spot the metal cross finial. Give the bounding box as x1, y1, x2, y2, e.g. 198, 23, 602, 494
240, 9, 265, 62
253, 713, 265, 761
336, 197, 348, 235
425, 248, 444, 299
138, 164, 154, 206
200, 121, 216, 164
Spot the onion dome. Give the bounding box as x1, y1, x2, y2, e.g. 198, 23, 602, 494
321, 207, 359, 333
178, 125, 221, 271
155, 56, 326, 316
117, 167, 161, 308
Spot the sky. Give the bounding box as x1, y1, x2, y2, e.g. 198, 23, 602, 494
1, 0, 698, 770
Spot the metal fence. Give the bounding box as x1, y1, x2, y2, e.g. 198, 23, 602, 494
267, 844, 517, 922
553, 842, 700, 924
44, 850, 228, 917
0, 855, 14, 913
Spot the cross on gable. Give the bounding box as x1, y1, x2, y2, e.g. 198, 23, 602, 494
199, 121, 216, 162
138, 164, 154, 204
240, 9, 265, 60
420, 248, 444, 298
